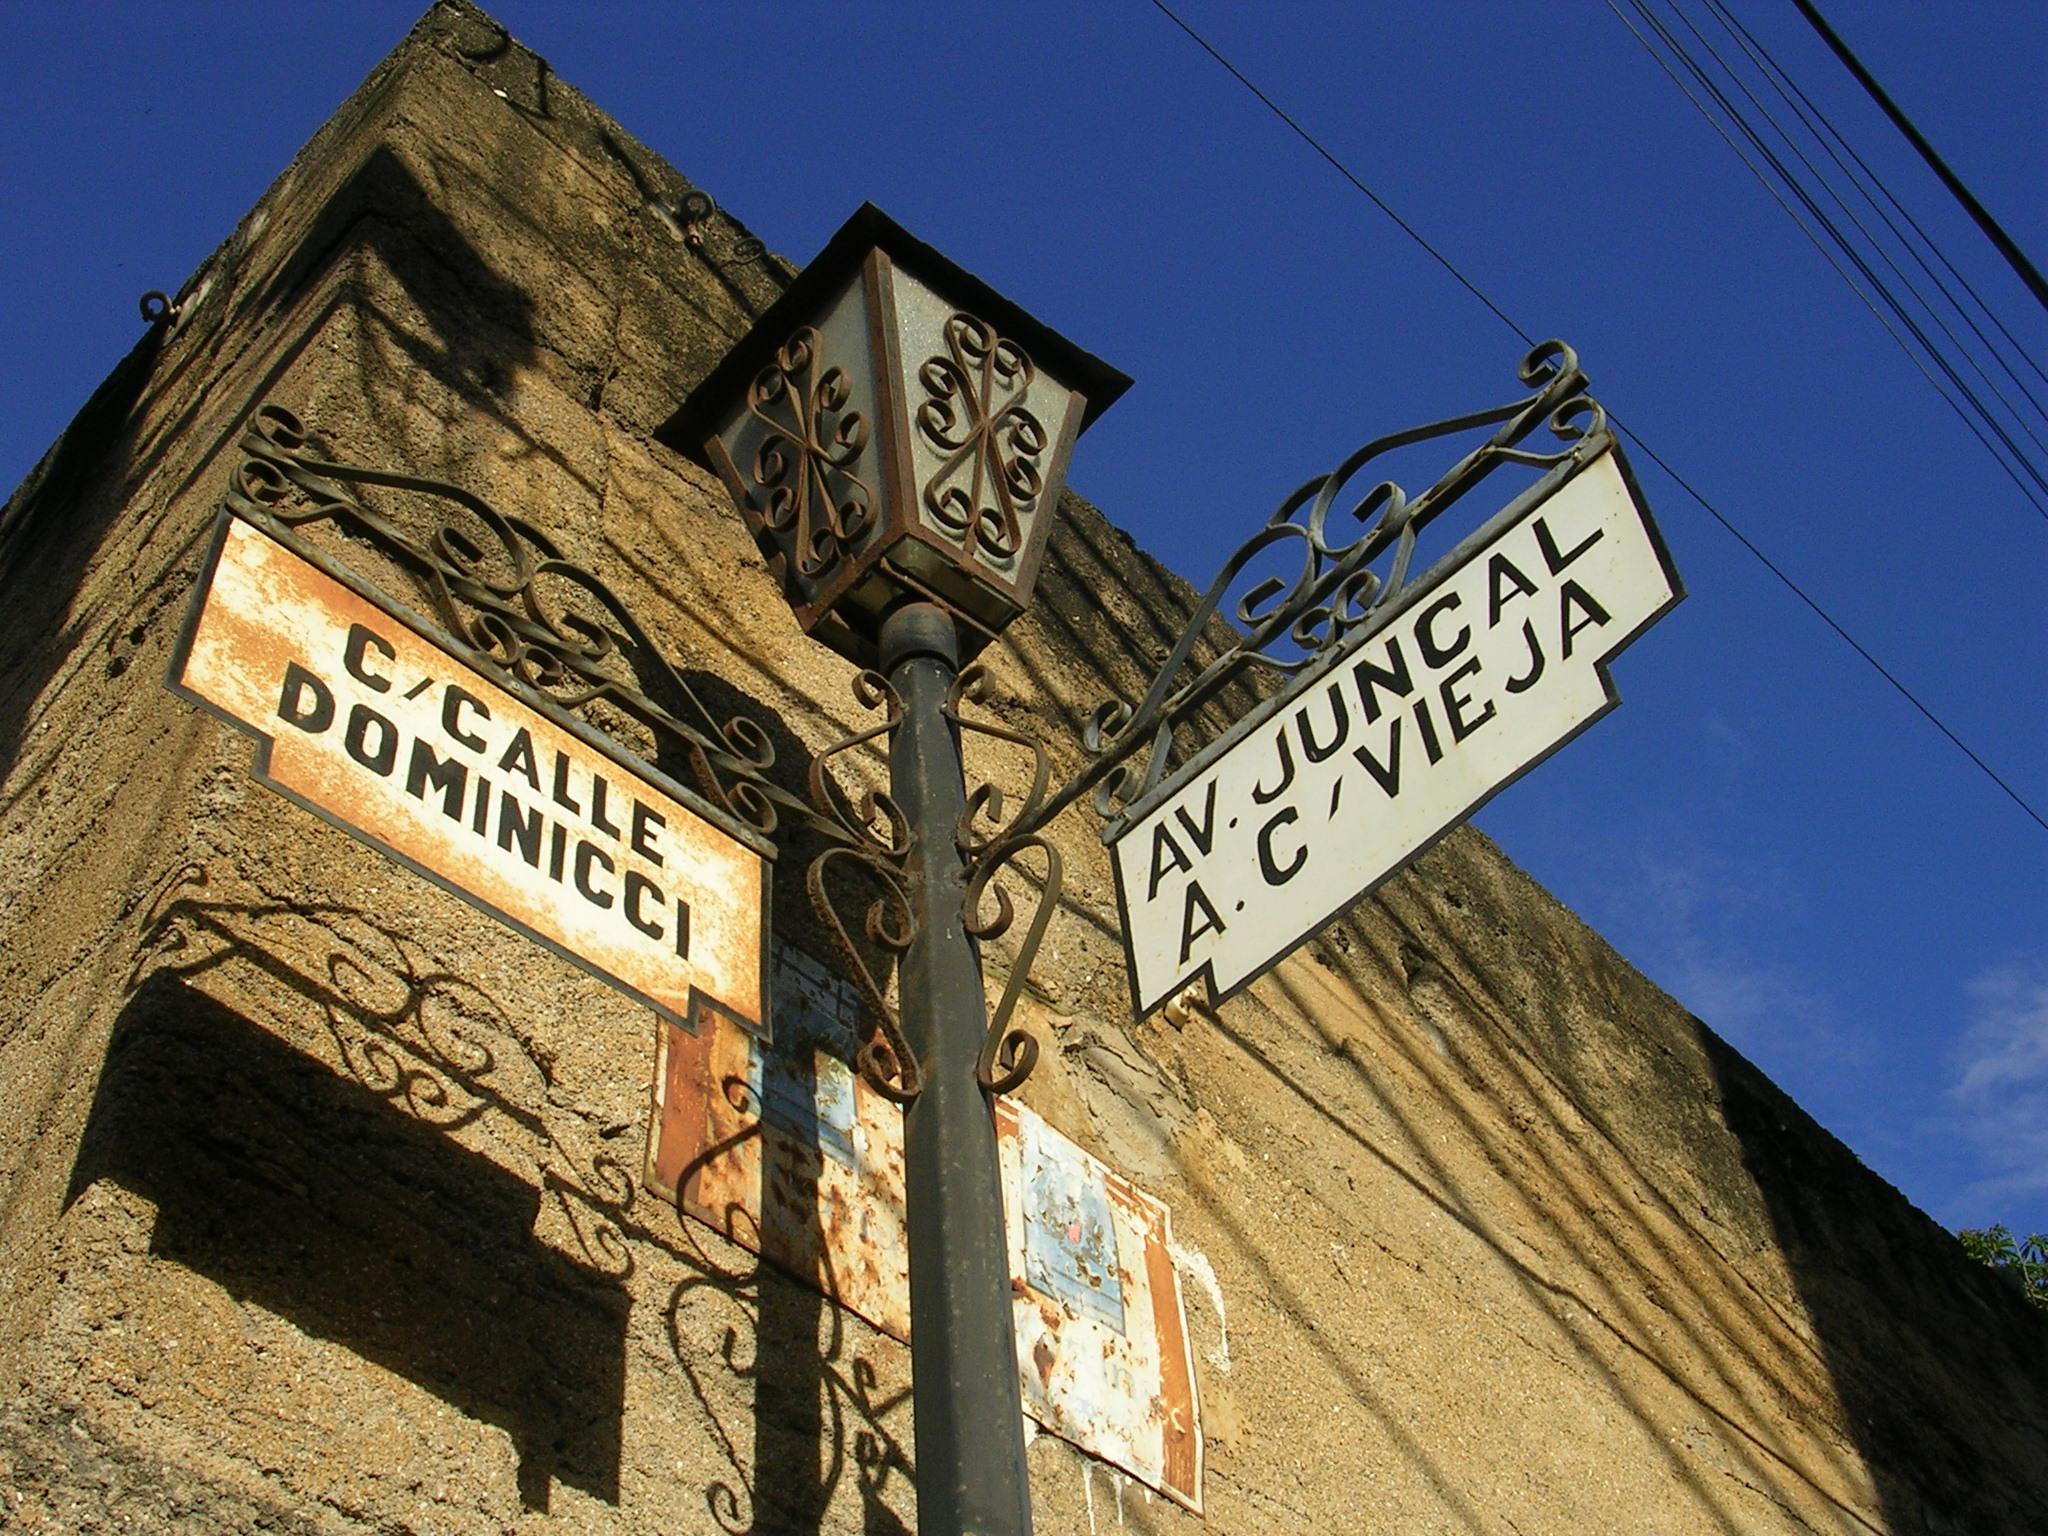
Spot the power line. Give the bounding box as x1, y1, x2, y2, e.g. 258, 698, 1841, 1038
1607, 0, 2048, 519
1791, 0, 2048, 318
1703, 0, 2048, 406
1142, 0, 2048, 837
1664, 0, 2048, 457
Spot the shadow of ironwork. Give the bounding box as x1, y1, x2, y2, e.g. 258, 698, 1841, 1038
65, 970, 627, 1510
121, 858, 915, 1528
662, 1084, 915, 1536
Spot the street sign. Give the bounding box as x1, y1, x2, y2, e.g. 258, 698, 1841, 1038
1112, 443, 1680, 1019
169, 512, 770, 1033
645, 947, 1204, 1511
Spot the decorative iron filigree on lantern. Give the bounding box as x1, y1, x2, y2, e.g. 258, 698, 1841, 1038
665, 204, 1130, 665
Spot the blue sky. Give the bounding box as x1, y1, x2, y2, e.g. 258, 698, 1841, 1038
5, 2, 2044, 1239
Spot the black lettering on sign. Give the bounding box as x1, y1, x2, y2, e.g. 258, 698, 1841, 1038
1295, 681, 1350, 764
344, 704, 398, 777
1354, 718, 1401, 797
276, 663, 334, 735
1352, 635, 1414, 725
1178, 880, 1226, 967
498, 729, 541, 790
1257, 807, 1306, 886
1252, 731, 1296, 805
589, 773, 622, 839
497, 792, 543, 867
1415, 591, 1470, 669
1174, 781, 1218, 857
631, 801, 665, 866
625, 872, 664, 940
674, 897, 692, 960
470, 773, 492, 835
573, 840, 614, 909
1505, 620, 1546, 694
1536, 514, 1603, 575
1439, 657, 1495, 743
405, 738, 467, 820
344, 623, 395, 693
550, 752, 581, 816
443, 685, 490, 752
1486, 554, 1538, 627
1147, 823, 1192, 903
1413, 696, 1444, 765
1558, 580, 1611, 660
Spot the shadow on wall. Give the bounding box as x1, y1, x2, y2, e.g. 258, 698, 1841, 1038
64, 971, 625, 1511
108, 855, 917, 1534
664, 1173, 915, 1536
1703, 1029, 2048, 1536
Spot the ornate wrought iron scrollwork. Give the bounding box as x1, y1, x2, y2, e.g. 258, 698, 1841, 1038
746, 326, 875, 580
212, 404, 1097, 1108
674, 188, 769, 269
803, 671, 922, 1103
947, 665, 1061, 1095
1020, 338, 1612, 838
221, 404, 942, 1102
917, 314, 1047, 564
226, 403, 817, 840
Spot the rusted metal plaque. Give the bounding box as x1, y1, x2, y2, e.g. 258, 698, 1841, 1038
996, 1098, 1202, 1510
169, 513, 769, 1032
646, 945, 912, 1329
645, 957, 1202, 1510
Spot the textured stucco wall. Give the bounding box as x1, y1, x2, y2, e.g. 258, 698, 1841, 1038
3, 6, 2045, 1533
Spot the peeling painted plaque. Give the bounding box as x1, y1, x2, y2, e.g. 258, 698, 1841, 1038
996, 1098, 1202, 1511
645, 958, 1203, 1510
169, 513, 770, 1032
646, 945, 911, 1329
1114, 444, 1680, 1018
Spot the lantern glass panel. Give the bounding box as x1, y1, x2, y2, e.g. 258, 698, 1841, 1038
886, 265, 1078, 594
710, 270, 886, 617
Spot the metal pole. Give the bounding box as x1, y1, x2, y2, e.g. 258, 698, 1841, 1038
880, 600, 1034, 1536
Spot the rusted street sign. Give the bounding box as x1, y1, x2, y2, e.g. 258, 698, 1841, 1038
1114, 441, 1680, 1018
646, 946, 1204, 1511
169, 513, 769, 1033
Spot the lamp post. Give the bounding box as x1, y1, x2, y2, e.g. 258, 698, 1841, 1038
672, 204, 1129, 1534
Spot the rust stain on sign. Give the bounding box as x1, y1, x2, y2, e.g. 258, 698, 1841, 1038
997, 1096, 1203, 1512
169, 513, 769, 1032
646, 945, 910, 1332
645, 959, 1202, 1511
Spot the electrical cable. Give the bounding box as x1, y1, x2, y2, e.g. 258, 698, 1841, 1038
1704, 0, 2048, 406
1609, 0, 2048, 517
1792, 0, 2048, 318
1669, 0, 2048, 454
1142, 0, 2048, 836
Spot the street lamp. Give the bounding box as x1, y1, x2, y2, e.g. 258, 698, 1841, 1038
671, 204, 1128, 1535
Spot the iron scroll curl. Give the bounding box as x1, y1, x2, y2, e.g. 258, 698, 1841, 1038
946, 664, 1060, 1096
218, 405, 933, 1102
1021, 338, 1616, 839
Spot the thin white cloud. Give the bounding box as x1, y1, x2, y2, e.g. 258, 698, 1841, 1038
1949, 961, 2048, 1207
1615, 842, 1844, 1066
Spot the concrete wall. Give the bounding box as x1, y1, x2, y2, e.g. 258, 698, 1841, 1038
4, 5, 2045, 1532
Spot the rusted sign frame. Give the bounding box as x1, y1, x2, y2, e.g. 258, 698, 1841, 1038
167, 506, 775, 1036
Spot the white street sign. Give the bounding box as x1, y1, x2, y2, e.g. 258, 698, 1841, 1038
1112, 444, 1680, 1019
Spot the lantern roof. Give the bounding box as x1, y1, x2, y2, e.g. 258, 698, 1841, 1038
663, 203, 1131, 464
